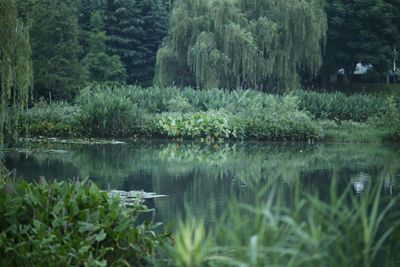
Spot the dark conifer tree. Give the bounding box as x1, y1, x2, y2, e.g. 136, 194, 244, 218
105, 0, 168, 85
105, 0, 144, 84
78, 0, 106, 57
137, 0, 169, 85
82, 11, 127, 82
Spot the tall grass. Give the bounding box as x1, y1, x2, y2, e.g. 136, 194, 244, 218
20, 100, 82, 137
294, 90, 394, 122
77, 88, 148, 137
165, 178, 399, 267
18, 84, 400, 142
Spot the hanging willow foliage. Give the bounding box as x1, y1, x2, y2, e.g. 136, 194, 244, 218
0, 0, 33, 145
154, 0, 327, 91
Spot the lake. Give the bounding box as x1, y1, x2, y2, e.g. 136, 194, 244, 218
4, 140, 400, 224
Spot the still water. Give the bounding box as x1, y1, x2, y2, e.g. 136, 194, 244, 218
4, 140, 400, 223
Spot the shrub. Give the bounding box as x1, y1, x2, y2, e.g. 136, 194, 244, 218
166, 96, 196, 113
77, 87, 146, 137
0, 178, 169, 266
20, 101, 83, 137
242, 111, 321, 141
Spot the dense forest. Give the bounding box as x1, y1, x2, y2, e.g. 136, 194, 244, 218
1, 0, 400, 145
3, 0, 400, 97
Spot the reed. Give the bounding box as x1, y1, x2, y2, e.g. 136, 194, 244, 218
167, 178, 399, 267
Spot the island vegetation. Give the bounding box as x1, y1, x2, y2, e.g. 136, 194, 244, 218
1, 0, 400, 266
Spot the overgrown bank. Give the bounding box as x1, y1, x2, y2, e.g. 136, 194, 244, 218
18, 85, 400, 143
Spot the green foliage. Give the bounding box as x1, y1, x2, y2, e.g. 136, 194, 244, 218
76, 85, 321, 141
155, 0, 327, 90
295, 90, 393, 122
77, 87, 147, 137
381, 96, 400, 142
168, 219, 211, 267
136, 0, 169, 86
20, 101, 83, 137
387, 125, 400, 142
322, 0, 400, 82
17, 85, 400, 142
318, 120, 390, 143
0, 178, 169, 266
0, 0, 33, 145
105, 0, 168, 85
169, 179, 399, 267
242, 111, 321, 141
78, 0, 107, 57
82, 53, 127, 83
157, 111, 238, 140
166, 96, 196, 113
30, 0, 86, 100
81, 11, 127, 83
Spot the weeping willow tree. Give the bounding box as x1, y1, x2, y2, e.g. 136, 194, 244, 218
154, 0, 327, 90
0, 0, 33, 146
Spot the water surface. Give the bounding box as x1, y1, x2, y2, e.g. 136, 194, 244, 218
4, 140, 400, 223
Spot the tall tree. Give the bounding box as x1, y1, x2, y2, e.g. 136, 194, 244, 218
105, 0, 169, 85
136, 0, 169, 85
321, 0, 400, 84
0, 0, 33, 145
104, 0, 144, 84
154, 0, 327, 91
81, 11, 127, 82
30, 0, 86, 100
78, 0, 106, 57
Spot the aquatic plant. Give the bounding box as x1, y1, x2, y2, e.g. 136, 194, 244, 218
0, 177, 170, 266
157, 111, 238, 140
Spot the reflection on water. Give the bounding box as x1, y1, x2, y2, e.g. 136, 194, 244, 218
4, 140, 400, 222
351, 172, 371, 193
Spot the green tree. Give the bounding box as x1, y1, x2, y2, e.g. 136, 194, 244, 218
0, 0, 33, 145
16, 0, 37, 22
321, 0, 400, 84
78, 0, 106, 57
30, 0, 86, 100
136, 0, 169, 85
81, 12, 127, 82
104, 0, 169, 85
154, 0, 327, 91
104, 0, 144, 84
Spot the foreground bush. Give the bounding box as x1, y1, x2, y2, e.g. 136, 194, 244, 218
0, 178, 169, 266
